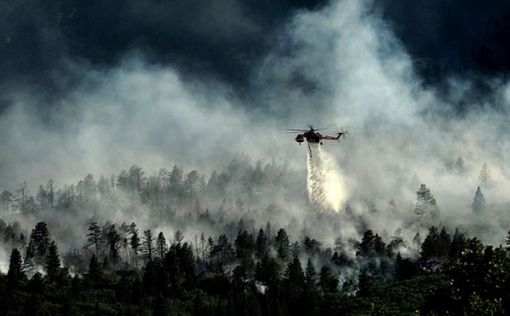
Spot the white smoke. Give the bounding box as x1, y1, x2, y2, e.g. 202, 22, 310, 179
0, 246, 8, 273
1, 0, 510, 274
306, 143, 348, 213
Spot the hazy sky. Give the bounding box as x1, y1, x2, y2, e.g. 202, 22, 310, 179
1, 0, 510, 211
1, 0, 509, 101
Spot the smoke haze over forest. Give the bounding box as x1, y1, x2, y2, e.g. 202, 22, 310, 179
0, 0, 510, 272
1, 1, 510, 314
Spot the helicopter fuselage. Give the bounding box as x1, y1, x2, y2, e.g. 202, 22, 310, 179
295, 130, 322, 144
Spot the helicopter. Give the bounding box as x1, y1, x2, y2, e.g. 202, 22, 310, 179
286, 125, 346, 157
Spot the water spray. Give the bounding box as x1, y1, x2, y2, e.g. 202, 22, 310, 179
306, 143, 347, 213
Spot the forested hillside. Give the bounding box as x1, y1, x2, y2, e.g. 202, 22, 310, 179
0, 159, 509, 315
1, 219, 510, 315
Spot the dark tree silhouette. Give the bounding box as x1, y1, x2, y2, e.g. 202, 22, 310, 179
88, 254, 102, 282
275, 228, 290, 261
318, 265, 338, 293
130, 224, 141, 266
7, 248, 25, 288
45, 241, 61, 283
156, 232, 168, 259
87, 222, 102, 256
27, 222, 51, 266
143, 229, 155, 261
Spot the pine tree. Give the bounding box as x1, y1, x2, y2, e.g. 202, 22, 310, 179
318, 265, 338, 293
415, 184, 440, 224
374, 234, 386, 256
265, 221, 272, 241
87, 222, 102, 256
235, 230, 255, 260
357, 270, 373, 296
70, 274, 81, 297
256, 228, 268, 257
88, 254, 102, 282
169, 165, 183, 197
505, 230, 510, 253
394, 252, 418, 280
29, 221, 51, 265
420, 226, 439, 260
106, 225, 121, 264
24, 238, 36, 271
179, 242, 196, 289
358, 230, 375, 257
197, 232, 208, 263
130, 225, 140, 266
211, 234, 234, 267
395, 253, 403, 279
420, 226, 450, 270
285, 256, 305, 314
45, 241, 61, 283
449, 229, 467, 260
303, 236, 322, 257
286, 256, 305, 291
0, 190, 15, 211
143, 229, 155, 261
233, 255, 255, 285
275, 228, 290, 261
255, 253, 279, 286
156, 232, 168, 259
305, 258, 317, 288
7, 248, 25, 288
174, 230, 184, 245
438, 227, 451, 257
472, 187, 486, 213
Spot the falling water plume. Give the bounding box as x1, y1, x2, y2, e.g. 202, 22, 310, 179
306, 143, 347, 213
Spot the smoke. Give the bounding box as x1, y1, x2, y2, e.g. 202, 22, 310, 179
306, 143, 348, 213
250, 0, 510, 248
2, 0, 510, 275
0, 246, 8, 273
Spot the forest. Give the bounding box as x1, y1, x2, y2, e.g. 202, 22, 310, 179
0, 158, 509, 315
3, 0, 510, 314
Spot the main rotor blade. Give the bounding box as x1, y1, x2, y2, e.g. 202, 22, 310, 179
314, 124, 337, 131
285, 129, 308, 132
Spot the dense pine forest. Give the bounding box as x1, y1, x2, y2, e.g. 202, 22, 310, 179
2, 220, 510, 315
0, 159, 509, 315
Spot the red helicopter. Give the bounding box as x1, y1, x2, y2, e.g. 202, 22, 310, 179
286, 125, 346, 157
